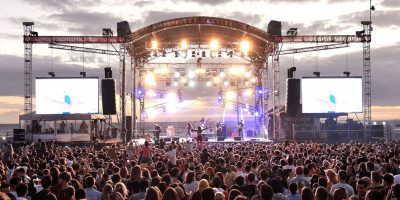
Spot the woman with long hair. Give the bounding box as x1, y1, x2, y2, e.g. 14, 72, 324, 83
114, 182, 128, 199
325, 169, 338, 191
162, 188, 179, 200
301, 187, 314, 200
183, 171, 199, 195
186, 123, 193, 139
101, 184, 113, 200
145, 186, 162, 200
130, 165, 142, 182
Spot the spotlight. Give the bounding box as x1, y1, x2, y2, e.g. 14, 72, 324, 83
188, 71, 195, 78
151, 40, 158, 50
244, 89, 252, 96
256, 85, 263, 96
206, 81, 212, 87
210, 39, 219, 51
226, 102, 234, 109
173, 81, 178, 87
181, 39, 188, 50
181, 77, 188, 84
174, 72, 180, 78
189, 81, 195, 87
313, 71, 320, 77
80, 72, 87, 77
240, 40, 250, 55
144, 72, 156, 86
343, 71, 351, 77
244, 81, 249, 86
136, 86, 144, 97
245, 71, 252, 78
219, 72, 225, 78
147, 89, 156, 97
223, 81, 229, 87
213, 77, 220, 83
226, 91, 236, 100
192, 51, 196, 57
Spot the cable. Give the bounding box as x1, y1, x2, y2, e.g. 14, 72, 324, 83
82, 42, 85, 73
345, 47, 349, 72
51, 47, 54, 72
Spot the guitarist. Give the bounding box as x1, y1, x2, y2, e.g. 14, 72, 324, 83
192, 126, 207, 149
237, 120, 244, 140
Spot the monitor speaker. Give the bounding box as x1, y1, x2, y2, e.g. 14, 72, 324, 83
102, 79, 117, 115
267, 20, 282, 36
221, 124, 228, 137
217, 136, 225, 141
234, 136, 242, 141
117, 21, 131, 36
285, 79, 301, 116
371, 125, 384, 138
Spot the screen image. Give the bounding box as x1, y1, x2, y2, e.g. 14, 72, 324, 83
301, 77, 362, 113
36, 78, 99, 114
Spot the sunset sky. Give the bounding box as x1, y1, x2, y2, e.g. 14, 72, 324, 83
0, 0, 399, 123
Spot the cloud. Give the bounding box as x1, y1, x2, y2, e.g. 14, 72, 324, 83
381, 0, 400, 7
338, 10, 400, 28
178, 0, 231, 5
224, 11, 262, 25
143, 11, 201, 27
50, 10, 123, 35
23, 0, 102, 11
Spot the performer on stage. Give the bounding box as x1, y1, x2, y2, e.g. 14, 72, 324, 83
185, 122, 193, 139
216, 123, 222, 137
192, 126, 207, 149
153, 124, 161, 141
237, 120, 244, 140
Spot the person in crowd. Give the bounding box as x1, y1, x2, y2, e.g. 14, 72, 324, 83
84, 176, 101, 200
330, 170, 355, 196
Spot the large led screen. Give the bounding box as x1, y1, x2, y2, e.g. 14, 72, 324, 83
36, 78, 99, 114
301, 77, 362, 113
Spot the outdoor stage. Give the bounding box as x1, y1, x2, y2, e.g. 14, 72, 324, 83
131, 136, 273, 145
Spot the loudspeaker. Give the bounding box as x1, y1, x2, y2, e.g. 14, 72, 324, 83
126, 116, 132, 141
117, 21, 131, 36
234, 137, 242, 141
371, 125, 384, 138
13, 129, 25, 142
222, 124, 228, 137
102, 79, 117, 115
217, 136, 225, 141
164, 137, 172, 142
172, 137, 179, 142
285, 79, 301, 116
104, 67, 112, 78
267, 20, 282, 36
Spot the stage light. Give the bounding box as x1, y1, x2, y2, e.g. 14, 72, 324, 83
174, 72, 180, 78
155, 67, 169, 74
173, 81, 178, 87
223, 81, 229, 87
146, 108, 158, 117
147, 89, 157, 97
229, 66, 245, 76
166, 92, 177, 102
257, 86, 263, 96
181, 77, 188, 83
240, 40, 250, 55
192, 51, 196, 57
244, 89, 253, 96
189, 81, 195, 87
144, 72, 156, 86
181, 40, 188, 50
188, 71, 195, 78
244, 81, 249, 86
226, 91, 236, 100
213, 77, 220, 83
219, 72, 225, 78
250, 77, 257, 83
245, 71, 252, 78
166, 102, 178, 113
174, 51, 179, 58
151, 40, 158, 50
195, 68, 206, 74
136, 87, 144, 97
226, 102, 234, 109
206, 81, 212, 87
254, 111, 259, 117
210, 39, 219, 51
227, 51, 233, 58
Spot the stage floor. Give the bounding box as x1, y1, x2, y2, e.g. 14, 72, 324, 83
131, 136, 273, 145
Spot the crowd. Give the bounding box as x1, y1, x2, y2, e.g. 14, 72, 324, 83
0, 139, 399, 200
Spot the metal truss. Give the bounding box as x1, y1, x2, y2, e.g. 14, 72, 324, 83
272, 43, 281, 140
362, 21, 372, 137
24, 36, 126, 44
48, 43, 119, 55
278, 43, 349, 55
272, 35, 370, 43
119, 43, 127, 142
23, 22, 34, 121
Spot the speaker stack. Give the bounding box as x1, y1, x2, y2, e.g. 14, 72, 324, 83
285, 79, 301, 116
13, 129, 25, 142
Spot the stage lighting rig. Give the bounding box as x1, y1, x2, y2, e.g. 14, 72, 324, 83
102, 28, 113, 36
313, 71, 320, 77
80, 72, 87, 77
286, 28, 298, 36
343, 71, 351, 77
48, 72, 55, 77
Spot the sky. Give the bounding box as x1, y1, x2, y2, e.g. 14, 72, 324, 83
0, 0, 399, 124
